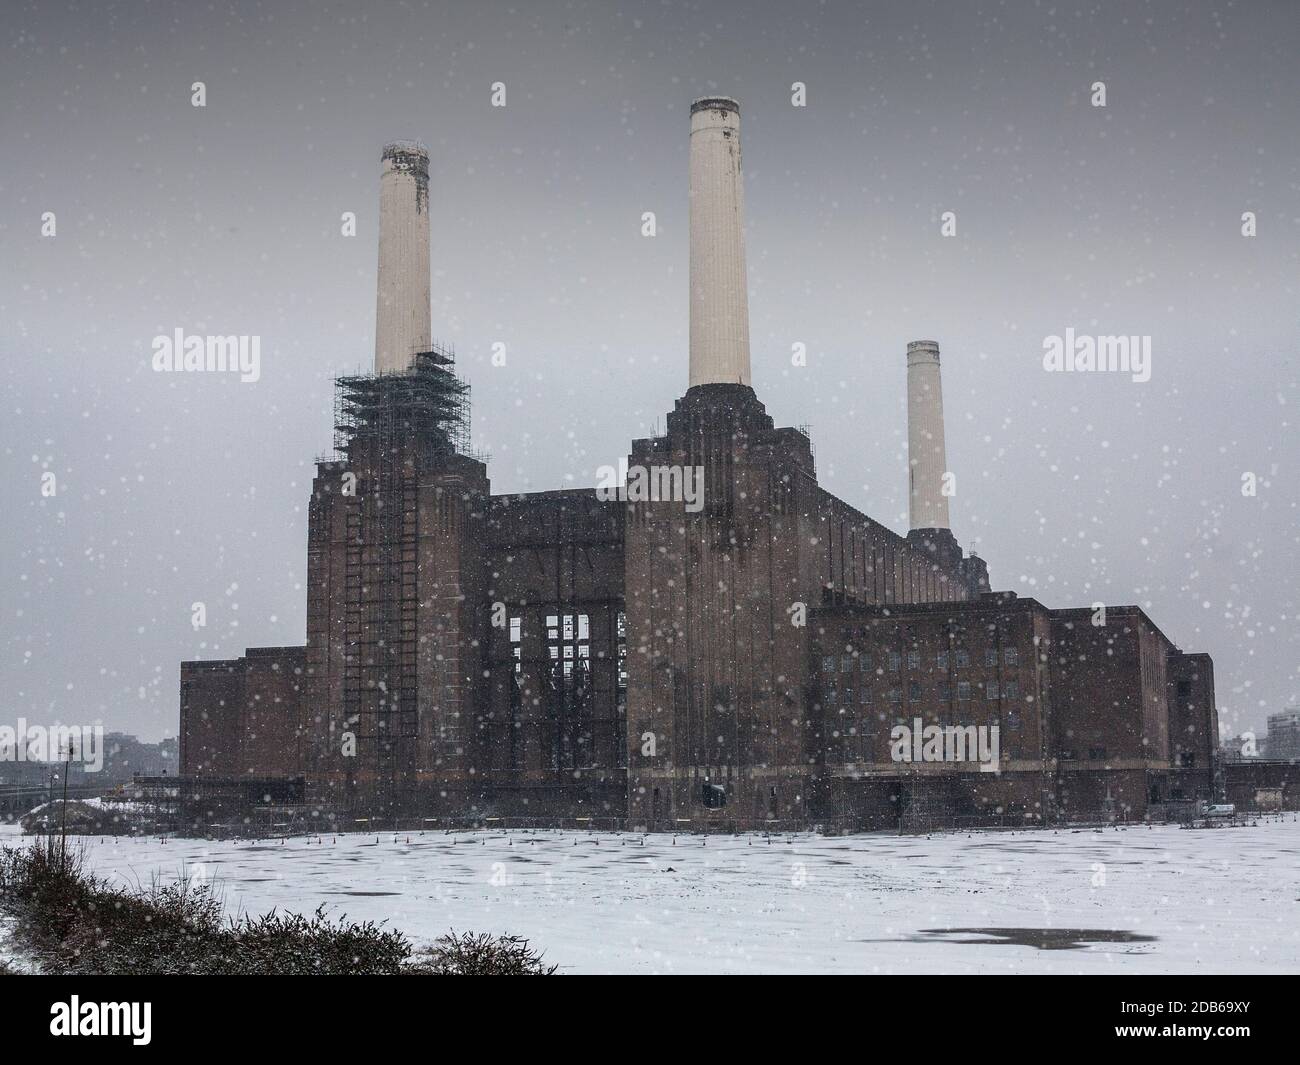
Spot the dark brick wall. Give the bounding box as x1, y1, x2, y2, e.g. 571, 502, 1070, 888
477, 489, 628, 818
301, 435, 491, 818
1223, 761, 1300, 810
807, 596, 1054, 826
1048, 607, 1171, 765
175, 380, 1220, 833
179, 647, 305, 778
179, 659, 243, 776
1167, 652, 1218, 788
623, 385, 983, 830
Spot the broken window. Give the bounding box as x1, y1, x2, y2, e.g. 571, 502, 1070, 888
617, 611, 628, 690
545, 612, 593, 768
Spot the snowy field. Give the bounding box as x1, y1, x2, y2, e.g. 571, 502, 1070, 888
3, 819, 1298, 974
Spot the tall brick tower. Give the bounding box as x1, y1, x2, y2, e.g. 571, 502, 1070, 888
302, 144, 489, 821
623, 98, 986, 830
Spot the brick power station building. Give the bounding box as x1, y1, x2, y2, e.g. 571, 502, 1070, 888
178, 98, 1219, 832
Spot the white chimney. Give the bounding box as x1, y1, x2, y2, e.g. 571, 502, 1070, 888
688, 97, 751, 388
906, 340, 951, 531
374, 141, 431, 375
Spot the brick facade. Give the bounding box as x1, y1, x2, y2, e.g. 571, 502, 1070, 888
179, 384, 1216, 831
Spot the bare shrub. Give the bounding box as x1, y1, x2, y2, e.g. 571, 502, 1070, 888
0, 839, 555, 975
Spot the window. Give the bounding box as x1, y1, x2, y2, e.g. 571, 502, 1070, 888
986, 681, 999, 700
1088, 746, 1107, 760
1179, 752, 1196, 767
842, 686, 854, 705
616, 611, 628, 690
939, 683, 952, 701
1004, 648, 1018, 667
546, 613, 590, 680
509, 617, 522, 675
821, 656, 836, 674
826, 687, 838, 705
1177, 680, 1192, 698
841, 654, 854, 673
889, 688, 902, 705
936, 651, 948, 670
908, 681, 921, 701
1060, 749, 1077, 760
1004, 681, 1019, 701
907, 651, 920, 671
984, 647, 997, 667
955, 650, 970, 668
859, 653, 872, 673
888, 652, 901, 672
957, 682, 970, 701
1007, 710, 1021, 731
859, 686, 871, 705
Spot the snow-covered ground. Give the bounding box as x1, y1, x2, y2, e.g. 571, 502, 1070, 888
2, 819, 1297, 974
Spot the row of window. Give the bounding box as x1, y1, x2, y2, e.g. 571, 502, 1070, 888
827, 713, 1024, 751
509, 613, 594, 645
509, 612, 628, 689
828, 709, 1024, 732
823, 679, 1022, 705
821, 647, 1020, 675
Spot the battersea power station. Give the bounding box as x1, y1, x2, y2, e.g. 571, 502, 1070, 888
177, 97, 1221, 833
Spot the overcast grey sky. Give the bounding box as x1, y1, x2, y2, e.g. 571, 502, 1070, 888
2, 0, 1296, 743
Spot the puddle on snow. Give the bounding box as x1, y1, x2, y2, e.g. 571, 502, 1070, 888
911, 927, 1156, 951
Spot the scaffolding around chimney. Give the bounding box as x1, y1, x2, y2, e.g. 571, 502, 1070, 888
333, 341, 472, 462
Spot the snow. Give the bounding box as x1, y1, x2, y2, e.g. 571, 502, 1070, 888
0, 907, 41, 974
2, 819, 1297, 974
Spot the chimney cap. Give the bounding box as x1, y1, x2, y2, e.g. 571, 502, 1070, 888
907, 339, 940, 352
382, 140, 430, 160
691, 95, 740, 116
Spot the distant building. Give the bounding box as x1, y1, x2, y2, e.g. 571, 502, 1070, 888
64, 732, 178, 788
1219, 735, 1258, 764
1263, 710, 1300, 761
